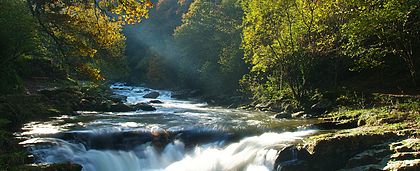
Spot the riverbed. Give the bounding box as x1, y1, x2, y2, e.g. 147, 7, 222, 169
17, 84, 321, 171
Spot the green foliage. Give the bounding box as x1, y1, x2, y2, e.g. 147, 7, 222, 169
241, 0, 325, 103
69, 8, 129, 81
173, 0, 247, 93
240, 0, 420, 106
26, 0, 152, 58
0, 67, 25, 95
0, 0, 39, 66
14, 57, 68, 80
0, 0, 141, 87
339, 0, 420, 85
0, 128, 26, 170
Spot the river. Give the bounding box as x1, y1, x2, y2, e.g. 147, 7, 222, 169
18, 84, 322, 171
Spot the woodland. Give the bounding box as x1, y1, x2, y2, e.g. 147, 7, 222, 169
1, 0, 419, 102
1, 0, 420, 170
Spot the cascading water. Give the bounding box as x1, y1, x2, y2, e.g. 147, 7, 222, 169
18, 83, 320, 171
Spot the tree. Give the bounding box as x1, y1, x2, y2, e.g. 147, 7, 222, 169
25, 0, 153, 81
0, 0, 39, 67
339, 0, 420, 86
173, 0, 246, 93
123, 0, 194, 86
74, 8, 129, 81
0, 0, 39, 94
241, 0, 323, 103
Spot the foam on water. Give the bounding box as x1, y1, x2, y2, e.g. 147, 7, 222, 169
27, 130, 316, 171
21, 84, 321, 171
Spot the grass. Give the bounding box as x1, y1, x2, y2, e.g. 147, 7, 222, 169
303, 94, 420, 149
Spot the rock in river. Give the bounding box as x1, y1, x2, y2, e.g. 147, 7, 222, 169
132, 103, 156, 111
109, 94, 127, 103
149, 100, 163, 104
275, 112, 292, 119
143, 91, 160, 98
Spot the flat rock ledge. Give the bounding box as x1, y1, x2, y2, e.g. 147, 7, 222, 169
274, 127, 420, 171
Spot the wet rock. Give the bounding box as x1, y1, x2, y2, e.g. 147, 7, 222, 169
310, 120, 358, 130
109, 102, 136, 112
276, 159, 308, 171
143, 91, 160, 98
150, 128, 172, 151
275, 112, 292, 119
274, 146, 311, 171
109, 94, 127, 103
79, 102, 132, 112
291, 111, 307, 118
149, 100, 163, 104
132, 103, 156, 111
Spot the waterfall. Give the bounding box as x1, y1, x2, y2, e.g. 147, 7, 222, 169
26, 130, 315, 171
21, 84, 320, 171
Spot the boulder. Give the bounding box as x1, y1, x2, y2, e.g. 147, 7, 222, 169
275, 112, 292, 119
274, 146, 311, 171
149, 100, 163, 104
109, 102, 136, 112
143, 91, 160, 98
109, 94, 127, 103
133, 103, 156, 111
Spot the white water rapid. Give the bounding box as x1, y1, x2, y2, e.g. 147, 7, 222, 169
19, 83, 319, 171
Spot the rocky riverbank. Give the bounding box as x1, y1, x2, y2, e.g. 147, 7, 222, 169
274, 101, 420, 171
0, 82, 157, 170
38, 86, 156, 113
